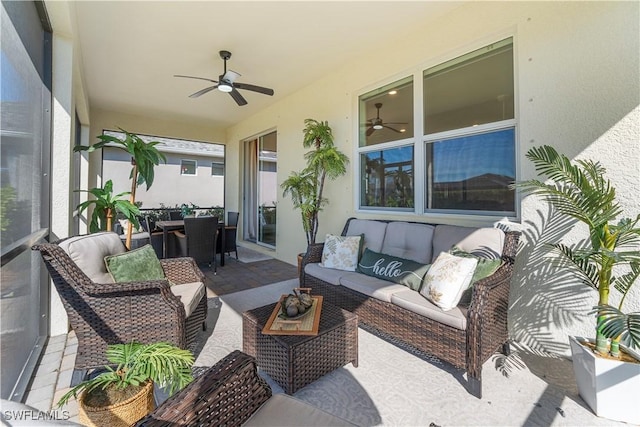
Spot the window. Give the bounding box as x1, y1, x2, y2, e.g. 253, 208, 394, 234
361, 146, 414, 209
181, 159, 196, 175
211, 161, 224, 176
359, 76, 413, 147
357, 37, 516, 216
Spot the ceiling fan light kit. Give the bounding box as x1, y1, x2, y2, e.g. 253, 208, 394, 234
175, 50, 274, 106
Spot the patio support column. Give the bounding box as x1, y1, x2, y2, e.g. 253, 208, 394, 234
49, 33, 74, 336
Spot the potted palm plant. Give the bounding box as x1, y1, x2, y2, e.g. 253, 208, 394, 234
517, 145, 640, 424
281, 119, 349, 252
75, 129, 166, 249
57, 342, 193, 427
76, 179, 140, 233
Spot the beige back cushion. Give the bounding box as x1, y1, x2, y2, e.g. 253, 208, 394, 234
58, 232, 126, 283
431, 225, 505, 263
345, 219, 387, 253
380, 222, 435, 264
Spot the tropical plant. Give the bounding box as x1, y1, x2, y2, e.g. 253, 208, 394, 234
517, 145, 640, 358
281, 119, 349, 247
57, 341, 194, 407
76, 180, 140, 233
180, 202, 199, 217
75, 129, 166, 248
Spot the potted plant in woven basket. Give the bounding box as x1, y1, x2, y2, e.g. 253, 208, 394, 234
517, 145, 640, 424
57, 342, 194, 427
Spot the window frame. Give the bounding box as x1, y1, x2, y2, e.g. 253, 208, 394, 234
180, 159, 197, 176
211, 160, 224, 176
354, 34, 518, 221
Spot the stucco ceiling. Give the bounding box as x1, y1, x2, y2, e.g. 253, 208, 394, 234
67, 1, 463, 130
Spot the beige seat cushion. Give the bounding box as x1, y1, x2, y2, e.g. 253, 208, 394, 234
380, 222, 435, 264
431, 225, 505, 263
58, 232, 126, 283
391, 289, 468, 330
304, 263, 348, 286
242, 393, 356, 427
170, 282, 205, 317
339, 272, 407, 303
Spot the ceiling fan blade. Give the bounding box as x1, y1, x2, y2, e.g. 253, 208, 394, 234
234, 82, 275, 96
174, 74, 218, 84
229, 88, 248, 106
382, 125, 402, 133
189, 85, 218, 98
223, 70, 241, 83
383, 122, 409, 125
366, 127, 375, 137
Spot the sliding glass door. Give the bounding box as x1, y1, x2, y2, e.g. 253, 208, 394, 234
243, 131, 277, 248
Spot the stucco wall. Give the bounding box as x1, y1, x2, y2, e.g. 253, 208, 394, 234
103, 148, 225, 209
225, 1, 640, 356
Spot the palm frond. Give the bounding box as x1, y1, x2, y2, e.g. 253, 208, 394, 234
549, 243, 599, 288
593, 305, 640, 349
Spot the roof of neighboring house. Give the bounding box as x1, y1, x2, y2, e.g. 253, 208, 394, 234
103, 130, 224, 157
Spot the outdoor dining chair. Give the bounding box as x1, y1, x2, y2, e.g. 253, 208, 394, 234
174, 216, 219, 272
225, 211, 239, 260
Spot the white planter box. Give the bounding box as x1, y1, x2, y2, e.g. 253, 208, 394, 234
570, 336, 640, 424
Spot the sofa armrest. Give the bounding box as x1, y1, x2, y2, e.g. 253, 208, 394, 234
137, 350, 272, 426
300, 243, 324, 283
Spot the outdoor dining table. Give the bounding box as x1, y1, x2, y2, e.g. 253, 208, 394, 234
155, 219, 227, 266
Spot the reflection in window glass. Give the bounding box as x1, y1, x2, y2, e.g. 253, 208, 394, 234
427, 128, 515, 213
359, 76, 413, 147
181, 160, 196, 175
424, 38, 513, 135
361, 146, 414, 208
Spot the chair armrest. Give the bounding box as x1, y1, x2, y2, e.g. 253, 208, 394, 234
82, 279, 172, 296
137, 350, 272, 426
160, 257, 206, 284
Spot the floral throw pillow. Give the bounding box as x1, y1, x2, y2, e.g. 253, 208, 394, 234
321, 234, 363, 271
420, 251, 478, 311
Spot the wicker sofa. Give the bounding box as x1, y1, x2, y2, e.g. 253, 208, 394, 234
301, 218, 520, 399
137, 350, 355, 426
32, 232, 208, 385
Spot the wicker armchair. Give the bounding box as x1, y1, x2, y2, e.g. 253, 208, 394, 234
137, 351, 272, 426
138, 350, 355, 426
32, 233, 208, 384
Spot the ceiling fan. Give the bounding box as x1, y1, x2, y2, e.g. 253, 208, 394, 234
365, 103, 408, 136
175, 50, 274, 106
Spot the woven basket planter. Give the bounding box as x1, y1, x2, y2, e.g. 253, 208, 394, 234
79, 380, 155, 427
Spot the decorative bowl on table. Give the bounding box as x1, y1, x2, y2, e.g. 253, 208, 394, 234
279, 288, 314, 320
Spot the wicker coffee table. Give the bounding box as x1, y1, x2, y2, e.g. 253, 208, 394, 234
242, 300, 358, 394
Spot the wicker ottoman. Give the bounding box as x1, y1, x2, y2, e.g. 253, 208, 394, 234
242, 301, 358, 394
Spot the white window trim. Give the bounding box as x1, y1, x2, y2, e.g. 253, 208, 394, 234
181, 159, 197, 176
353, 33, 519, 223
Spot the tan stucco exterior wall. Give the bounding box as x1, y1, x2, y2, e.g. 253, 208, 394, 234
225, 1, 640, 355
